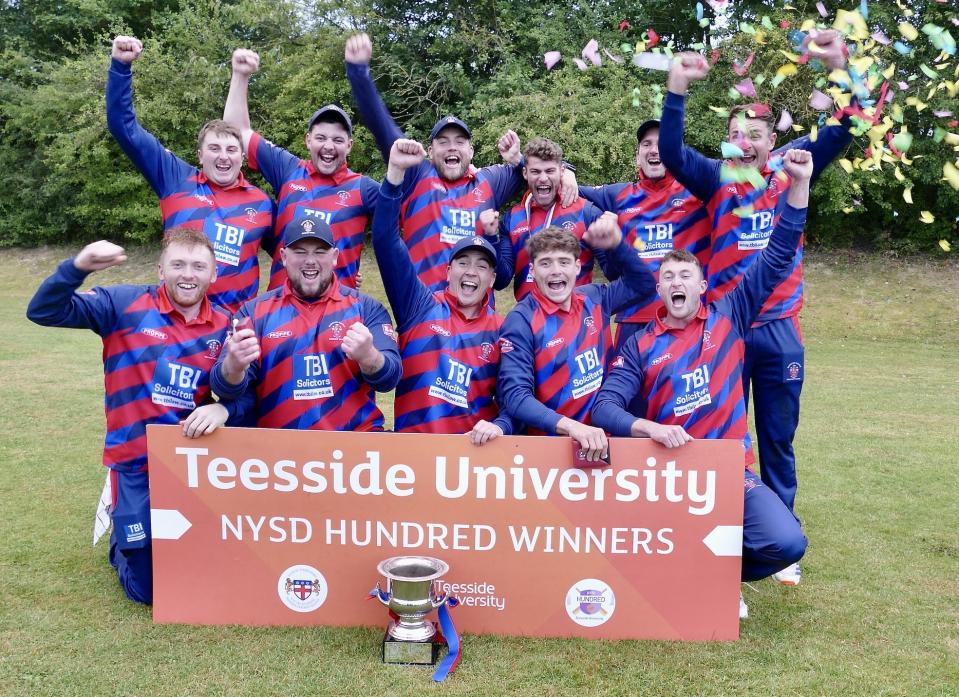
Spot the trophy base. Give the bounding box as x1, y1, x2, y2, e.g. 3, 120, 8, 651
382, 624, 441, 665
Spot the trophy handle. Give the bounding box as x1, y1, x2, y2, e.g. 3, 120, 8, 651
430, 590, 449, 608
373, 582, 391, 606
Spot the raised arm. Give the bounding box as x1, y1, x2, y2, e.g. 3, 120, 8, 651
344, 33, 404, 163
582, 213, 656, 315
223, 48, 259, 153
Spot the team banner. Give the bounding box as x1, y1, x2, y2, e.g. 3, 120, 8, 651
147, 425, 745, 640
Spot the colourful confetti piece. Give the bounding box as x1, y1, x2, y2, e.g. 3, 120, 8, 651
721, 142, 745, 158
734, 78, 757, 97
903, 186, 913, 203
573, 57, 588, 71
871, 31, 891, 46
940, 240, 952, 252
582, 39, 602, 66
892, 131, 914, 153
899, 22, 919, 42
809, 89, 833, 111
919, 211, 935, 224
544, 51, 561, 70
943, 161, 959, 190
776, 111, 794, 131
816, 2, 827, 18
733, 52, 755, 77
893, 41, 912, 55
733, 205, 755, 218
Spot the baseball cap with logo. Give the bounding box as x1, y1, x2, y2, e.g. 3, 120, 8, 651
307, 104, 353, 135
449, 236, 496, 266
283, 215, 335, 248
429, 115, 471, 142
636, 119, 660, 143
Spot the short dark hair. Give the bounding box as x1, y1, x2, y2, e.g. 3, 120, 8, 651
526, 226, 580, 263
196, 119, 243, 152
727, 103, 775, 132
661, 249, 703, 272
523, 137, 563, 163
162, 227, 216, 262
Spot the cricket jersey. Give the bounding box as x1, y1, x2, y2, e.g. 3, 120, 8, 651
26, 259, 238, 473
247, 132, 379, 290
106, 59, 275, 314
592, 204, 808, 463
372, 179, 510, 434
346, 62, 524, 292
658, 90, 852, 326
210, 278, 401, 431
580, 173, 710, 323
494, 194, 604, 300
497, 242, 656, 434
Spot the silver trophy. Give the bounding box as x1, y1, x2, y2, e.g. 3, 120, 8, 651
374, 556, 450, 664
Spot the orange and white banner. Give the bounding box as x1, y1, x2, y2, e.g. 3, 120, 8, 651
147, 426, 745, 640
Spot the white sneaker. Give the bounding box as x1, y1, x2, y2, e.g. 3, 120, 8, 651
739, 592, 748, 620
772, 562, 801, 586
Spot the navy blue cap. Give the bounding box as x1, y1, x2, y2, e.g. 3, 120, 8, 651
307, 104, 352, 135
429, 115, 471, 141
283, 215, 335, 248
450, 235, 496, 265
636, 119, 660, 143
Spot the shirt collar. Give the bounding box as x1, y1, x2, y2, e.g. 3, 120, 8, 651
637, 170, 675, 191
281, 275, 340, 304
195, 169, 251, 191
442, 287, 493, 321
653, 301, 708, 335
531, 284, 582, 316
304, 160, 351, 186
157, 284, 215, 325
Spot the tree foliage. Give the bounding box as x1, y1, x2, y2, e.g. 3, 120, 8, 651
0, 0, 956, 250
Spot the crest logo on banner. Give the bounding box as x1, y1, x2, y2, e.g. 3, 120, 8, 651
278, 564, 328, 613
565, 578, 615, 627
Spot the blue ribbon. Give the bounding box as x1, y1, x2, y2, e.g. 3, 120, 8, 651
431, 597, 460, 683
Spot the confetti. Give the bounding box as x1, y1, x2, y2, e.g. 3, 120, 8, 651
809, 89, 833, 111
944, 161, 959, 190
646, 28, 660, 48
940, 240, 952, 252
733, 52, 755, 76
871, 31, 891, 45
903, 187, 913, 203
619, 19, 630, 32
893, 42, 912, 55
602, 49, 624, 64
899, 22, 919, 41
696, 2, 704, 21
735, 78, 757, 97
816, 2, 827, 18
733, 204, 755, 218
544, 51, 561, 70
721, 142, 745, 158
776, 110, 794, 131
632, 52, 672, 71
838, 159, 854, 174
919, 211, 935, 224
582, 39, 602, 66
892, 130, 914, 153
573, 57, 588, 71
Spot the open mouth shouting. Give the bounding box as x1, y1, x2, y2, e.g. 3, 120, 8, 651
669, 289, 687, 310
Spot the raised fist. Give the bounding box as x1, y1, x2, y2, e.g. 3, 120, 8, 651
667, 52, 709, 94
781, 148, 813, 182
111, 35, 143, 64
497, 130, 521, 166
74, 240, 128, 273
231, 48, 260, 77
584, 212, 623, 251
345, 33, 372, 65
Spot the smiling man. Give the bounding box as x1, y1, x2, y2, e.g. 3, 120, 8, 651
592, 149, 815, 618
106, 36, 274, 314
211, 215, 401, 431
372, 139, 513, 440
27, 229, 245, 604
497, 218, 656, 461
223, 48, 379, 290
345, 33, 535, 292
479, 138, 605, 301
658, 34, 854, 587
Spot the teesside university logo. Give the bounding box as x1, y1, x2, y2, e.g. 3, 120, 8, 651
277, 564, 328, 613
565, 578, 616, 627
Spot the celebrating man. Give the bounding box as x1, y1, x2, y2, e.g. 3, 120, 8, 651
373, 138, 512, 440
106, 35, 274, 313
211, 216, 401, 430
223, 48, 378, 290
592, 149, 815, 618
26, 230, 242, 604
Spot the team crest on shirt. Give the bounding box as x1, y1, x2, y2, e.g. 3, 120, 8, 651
786, 361, 803, 381
562, 221, 575, 232
584, 315, 598, 336
205, 339, 222, 359
671, 197, 685, 208
382, 324, 397, 341
479, 342, 495, 362
328, 321, 345, 341
336, 190, 350, 207
245, 207, 258, 222
499, 338, 514, 353
473, 188, 487, 203
611, 355, 625, 368
702, 330, 715, 351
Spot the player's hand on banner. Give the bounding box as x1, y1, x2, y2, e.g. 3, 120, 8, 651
389, 139, 427, 169
467, 420, 504, 445
74, 241, 128, 273
561, 419, 608, 463
479, 209, 500, 237
559, 167, 578, 207
782, 149, 813, 182
231, 48, 260, 77
647, 423, 694, 448
111, 36, 142, 64
804, 28, 847, 70
584, 212, 623, 250
345, 33, 372, 65
221, 325, 260, 379
668, 52, 709, 94
181, 403, 229, 438
497, 130, 521, 166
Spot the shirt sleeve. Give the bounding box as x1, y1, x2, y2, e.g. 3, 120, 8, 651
26, 259, 123, 336
492, 210, 516, 291
658, 91, 723, 203
723, 203, 808, 334
591, 337, 645, 436
496, 307, 563, 434
105, 58, 195, 199
482, 163, 525, 209
247, 131, 302, 194
578, 184, 619, 212
370, 179, 435, 331
360, 298, 403, 391
597, 241, 657, 316
345, 62, 404, 164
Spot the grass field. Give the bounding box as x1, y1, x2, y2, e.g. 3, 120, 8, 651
1, 245, 957, 696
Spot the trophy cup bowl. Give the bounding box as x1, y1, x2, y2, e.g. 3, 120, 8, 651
375, 556, 450, 663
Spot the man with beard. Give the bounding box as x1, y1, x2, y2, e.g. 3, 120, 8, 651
211, 216, 401, 431
592, 149, 815, 618
223, 48, 378, 290
497, 220, 656, 462
374, 138, 512, 440
106, 36, 274, 314
479, 138, 605, 301
346, 33, 556, 293
659, 33, 853, 586
27, 229, 243, 604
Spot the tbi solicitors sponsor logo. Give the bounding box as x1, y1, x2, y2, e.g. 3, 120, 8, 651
565, 578, 615, 627
277, 564, 328, 613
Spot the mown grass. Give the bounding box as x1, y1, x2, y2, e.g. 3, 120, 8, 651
1, 246, 957, 696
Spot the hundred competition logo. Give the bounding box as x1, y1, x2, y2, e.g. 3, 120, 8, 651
277, 564, 328, 613
565, 578, 616, 627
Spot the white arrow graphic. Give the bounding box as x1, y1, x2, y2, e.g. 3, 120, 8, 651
151, 509, 192, 540
702, 525, 743, 557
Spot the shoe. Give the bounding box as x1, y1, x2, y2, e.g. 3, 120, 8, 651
739, 591, 748, 620
772, 562, 801, 586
